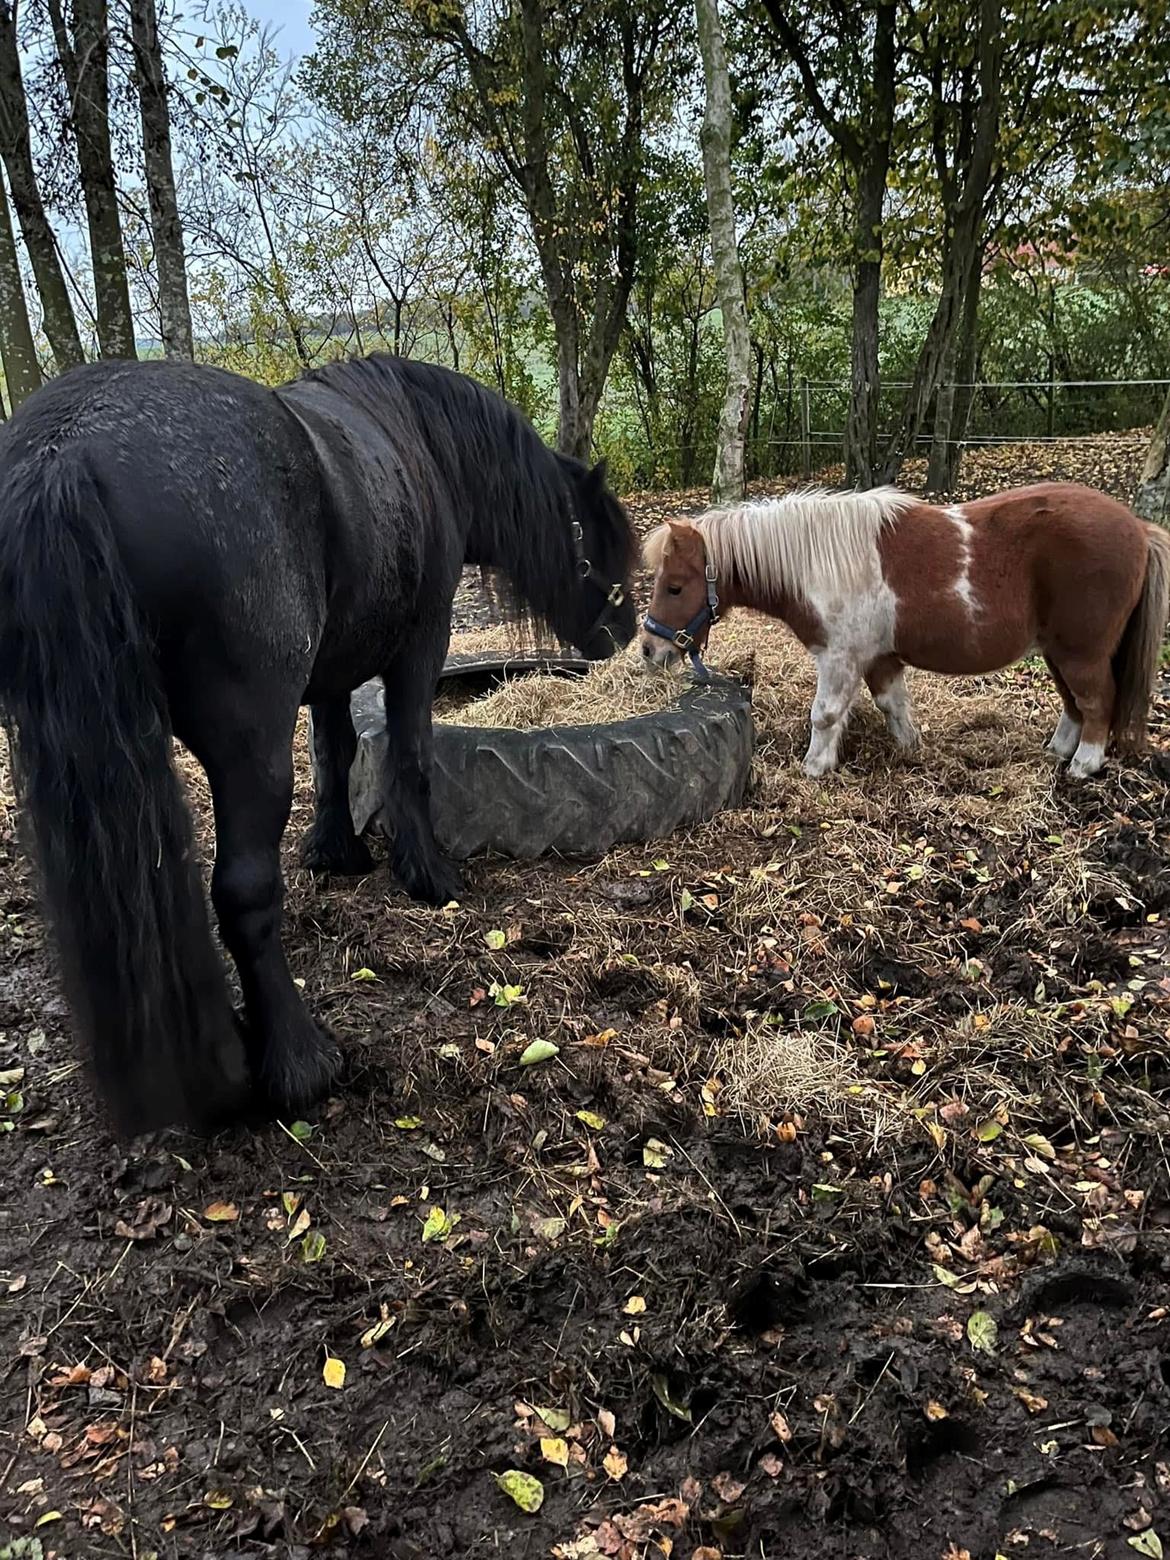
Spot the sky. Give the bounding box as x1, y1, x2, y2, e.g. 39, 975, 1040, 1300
246, 0, 316, 59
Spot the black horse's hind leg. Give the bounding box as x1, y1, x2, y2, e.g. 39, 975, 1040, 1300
300, 695, 374, 875
199, 714, 342, 1115
382, 632, 463, 906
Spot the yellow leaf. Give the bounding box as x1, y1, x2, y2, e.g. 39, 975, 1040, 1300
540, 1436, 569, 1468
323, 1355, 346, 1389
924, 1400, 949, 1421
203, 1201, 238, 1223
204, 1491, 234, 1509
576, 1109, 606, 1131
422, 1206, 458, 1242
623, 1295, 647, 1315
34, 1511, 63, 1527
497, 1469, 544, 1512
603, 1445, 628, 1480
288, 1206, 311, 1240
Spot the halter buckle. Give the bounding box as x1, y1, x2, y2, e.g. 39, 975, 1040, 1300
607, 583, 625, 606
673, 629, 694, 650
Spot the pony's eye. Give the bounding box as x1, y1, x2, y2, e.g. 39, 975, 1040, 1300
667, 585, 682, 596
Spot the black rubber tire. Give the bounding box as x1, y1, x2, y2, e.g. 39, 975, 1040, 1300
343, 654, 754, 860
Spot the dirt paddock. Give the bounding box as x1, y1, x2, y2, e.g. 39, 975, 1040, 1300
1, 441, 1168, 1559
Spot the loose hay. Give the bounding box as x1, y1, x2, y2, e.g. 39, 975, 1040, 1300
435, 648, 685, 729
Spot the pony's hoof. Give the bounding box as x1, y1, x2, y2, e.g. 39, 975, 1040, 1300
300, 823, 375, 877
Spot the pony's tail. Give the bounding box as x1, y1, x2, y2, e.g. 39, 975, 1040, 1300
1112, 523, 1170, 753
0, 454, 248, 1134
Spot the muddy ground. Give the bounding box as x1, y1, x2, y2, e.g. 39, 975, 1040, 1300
1, 440, 1168, 1560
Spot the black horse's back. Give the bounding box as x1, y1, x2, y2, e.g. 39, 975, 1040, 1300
0, 364, 255, 1133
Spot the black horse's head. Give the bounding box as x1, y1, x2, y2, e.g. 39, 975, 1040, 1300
555, 455, 638, 659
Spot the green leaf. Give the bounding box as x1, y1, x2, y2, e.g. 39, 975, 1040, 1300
301, 1230, 327, 1263
967, 1310, 998, 1354
535, 1404, 571, 1432
519, 1038, 559, 1066
680, 888, 696, 911
490, 981, 525, 1007
1129, 1534, 1164, 1559
801, 1000, 839, 1022
421, 1206, 458, 1243
483, 929, 507, 950
288, 1120, 314, 1141
496, 1469, 544, 1513
642, 1137, 672, 1169
394, 1116, 424, 1130
651, 1374, 692, 1422
575, 1109, 606, 1131
932, 1263, 961, 1289
351, 967, 379, 982
652, 858, 670, 871
975, 1119, 1003, 1142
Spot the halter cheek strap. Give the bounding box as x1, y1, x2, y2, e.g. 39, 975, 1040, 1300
572, 520, 627, 647
643, 562, 720, 682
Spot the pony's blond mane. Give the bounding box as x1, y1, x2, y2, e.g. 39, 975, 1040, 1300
645, 486, 913, 605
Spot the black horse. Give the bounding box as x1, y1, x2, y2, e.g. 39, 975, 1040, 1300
0, 354, 636, 1135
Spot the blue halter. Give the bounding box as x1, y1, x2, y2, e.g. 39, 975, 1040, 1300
643, 562, 720, 682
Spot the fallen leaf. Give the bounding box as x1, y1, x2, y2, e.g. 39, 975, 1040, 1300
598, 1408, 616, 1438
323, 1355, 345, 1389
652, 1375, 691, 1422
484, 929, 507, 949
925, 1400, 949, 1421
114, 1198, 172, 1242
350, 967, 379, 982
1129, 1534, 1164, 1560
203, 1201, 239, 1223
711, 1470, 745, 1503
421, 1206, 458, 1243
643, 1137, 673, 1169
624, 1295, 647, 1315
967, 1310, 998, 1354
770, 1411, 793, 1441
576, 1109, 606, 1131
497, 1469, 544, 1512
603, 1445, 628, 1480
536, 1405, 572, 1433
1013, 1388, 1048, 1414
519, 1038, 559, 1066
541, 1436, 569, 1469
301, 1229, 327, 1263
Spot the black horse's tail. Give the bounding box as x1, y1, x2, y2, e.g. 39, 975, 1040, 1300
0, 453, 248, 1133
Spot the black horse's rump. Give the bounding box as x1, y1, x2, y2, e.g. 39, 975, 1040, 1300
0, 354, 636, 1134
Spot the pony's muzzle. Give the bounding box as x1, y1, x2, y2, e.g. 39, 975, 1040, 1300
639, 631, 681, 669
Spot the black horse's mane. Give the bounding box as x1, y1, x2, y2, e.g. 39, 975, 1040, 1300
299, 354, 591, 637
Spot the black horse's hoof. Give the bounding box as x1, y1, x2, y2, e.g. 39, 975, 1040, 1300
394, 852, 464, 907
261, 1029, 344, 1119
299, 821, 375, 877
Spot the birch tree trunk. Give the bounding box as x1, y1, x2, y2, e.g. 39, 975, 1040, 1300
49, 0, 137, 359
0, 167, 40, 406
0, 3, 83, 370
1134, 386, 1170, 527
695, 0, 750, 503
131, 0, 193, 359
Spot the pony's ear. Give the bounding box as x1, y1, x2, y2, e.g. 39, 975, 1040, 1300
642, 524, 671, 570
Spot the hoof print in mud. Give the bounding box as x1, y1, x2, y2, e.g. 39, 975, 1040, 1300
339, 653, 755, 860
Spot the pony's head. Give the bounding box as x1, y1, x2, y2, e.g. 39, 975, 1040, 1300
555, 456, 638, 659
640, 520, 718, 673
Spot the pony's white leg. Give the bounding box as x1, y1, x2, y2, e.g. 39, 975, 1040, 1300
871, 668, 920, 751
803, 654, 862, 777
1046, 711, 1082, 761
1069, 738, 1106, 778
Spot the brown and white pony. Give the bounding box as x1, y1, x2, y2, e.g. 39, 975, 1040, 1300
641, 482, 1170, 779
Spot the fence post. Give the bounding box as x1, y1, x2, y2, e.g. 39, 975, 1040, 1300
1045, 355, 1056, 439
799, 377, 811, 479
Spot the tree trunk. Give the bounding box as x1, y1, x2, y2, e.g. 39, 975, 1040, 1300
131, 0, 193, 359
0, 167, 40, 406
0, 4, 83, 370
695, 0, 750, 503
1134, 385, 1170, 527
844, 0, 895, 488
927, 243, 983, 492
49, 0, 136, 359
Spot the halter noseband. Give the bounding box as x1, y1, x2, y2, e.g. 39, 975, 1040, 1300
643, 562, 720, 682
572, 519, 627, 648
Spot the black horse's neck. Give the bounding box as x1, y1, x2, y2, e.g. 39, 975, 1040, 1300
300, 354, 578, 633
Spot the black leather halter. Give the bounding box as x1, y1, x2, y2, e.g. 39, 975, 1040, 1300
643, 562, 719, 682
572, 519, 627, 648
